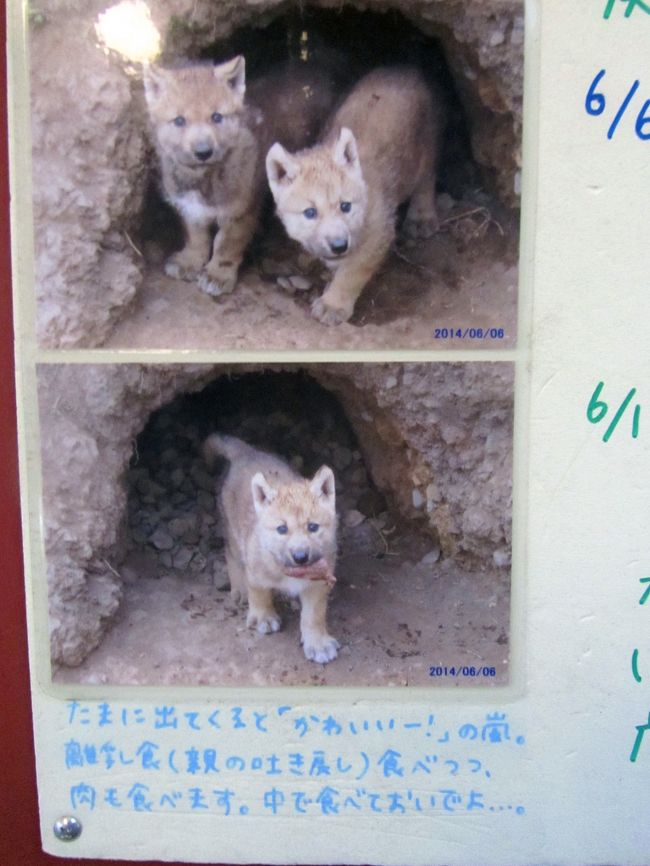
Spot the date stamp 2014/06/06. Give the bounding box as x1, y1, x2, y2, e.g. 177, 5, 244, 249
433, 328, 506, 340
429, 666, 498, 678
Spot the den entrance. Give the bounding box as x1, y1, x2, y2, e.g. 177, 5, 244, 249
105, 4, 519, 350
55, 370, 510, 687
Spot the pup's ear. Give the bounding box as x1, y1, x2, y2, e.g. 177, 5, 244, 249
310, 466, 335, 506
333, 127, 362, 178
266, 143, 299, 194
251, 472, 277, 513
215, 55, 246, 97
143, 63, 169, 105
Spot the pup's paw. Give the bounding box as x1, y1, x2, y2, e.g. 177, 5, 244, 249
199, 265, 237, 298
247, 609, 281, 634
302, 632, 340, 664
311, 296, 353, 326
164, 252, 203, 281
403, 213, 439, 240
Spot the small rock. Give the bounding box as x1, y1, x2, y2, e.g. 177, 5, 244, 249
511, 16, 525, 45
493, 549, 510, 568
277, 276, 295, 293
160, 551, 173, 569
288, 275, 312, 291
437, 192, 455, 212
213, 561, 230, 590
412, 488, 425, 509
173, 546, 194, 570
170, 467, 185, 488
384, 374, 398, 389
489, 29, 505, 46
168, 516, 192, 539
150, 528, 174, 551
191, 552, 207, 574
420, 548, 441, 567
185, 528, 201, 546
343, 509, 365, 528
425, 483, 439, 505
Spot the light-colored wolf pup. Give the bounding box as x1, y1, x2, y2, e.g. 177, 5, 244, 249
144, 57, 333, 298
266, 66, 445, 325
203, 433, 339, 664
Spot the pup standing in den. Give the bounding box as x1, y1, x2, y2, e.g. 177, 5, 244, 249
144, 57, 333, 298
203, 433, 339, 664
267, 66, 445, 325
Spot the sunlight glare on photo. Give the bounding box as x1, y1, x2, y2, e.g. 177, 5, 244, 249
95, 0, 161, 63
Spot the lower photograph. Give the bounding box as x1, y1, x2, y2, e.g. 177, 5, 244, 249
37, 362, 514, 687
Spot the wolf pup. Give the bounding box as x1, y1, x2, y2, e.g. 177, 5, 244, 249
266, 66, 445, 325
203, 433, 339, 664
144, 57, 334, 298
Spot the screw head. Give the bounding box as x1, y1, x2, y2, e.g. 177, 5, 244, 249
53, 816, 82, 841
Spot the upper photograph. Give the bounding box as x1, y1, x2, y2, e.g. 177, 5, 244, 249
29, 0, 525, 351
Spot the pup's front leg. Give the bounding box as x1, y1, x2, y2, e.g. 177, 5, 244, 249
403, 168, 439, 240
299, 581, 339, 663
225, 547, 247, 605
311, 237, 391, 326
246, 585, 281, 634
165, 220, 212, 281
199, 210, 258, 298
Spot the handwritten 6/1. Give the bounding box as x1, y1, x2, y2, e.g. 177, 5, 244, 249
585, 69, 650, 140
586, 381, 640, 442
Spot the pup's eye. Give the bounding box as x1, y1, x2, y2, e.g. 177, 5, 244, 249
303, 207, 317, 220
211, 112, 223, 124
276, 525, 288, 535
173, 116, 186, 127
340, 201, 352, 213
308, 522, 319, 533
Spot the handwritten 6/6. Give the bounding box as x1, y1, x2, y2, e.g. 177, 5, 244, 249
585, 69, 650, 140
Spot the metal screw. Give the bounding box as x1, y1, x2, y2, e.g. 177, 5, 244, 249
53, 816, 82, 841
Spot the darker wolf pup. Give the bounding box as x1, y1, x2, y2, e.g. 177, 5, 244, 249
266, 66, 446, 325
144, 57, 334, 299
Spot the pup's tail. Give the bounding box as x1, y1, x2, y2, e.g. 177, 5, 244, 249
202, 433, 252, 468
